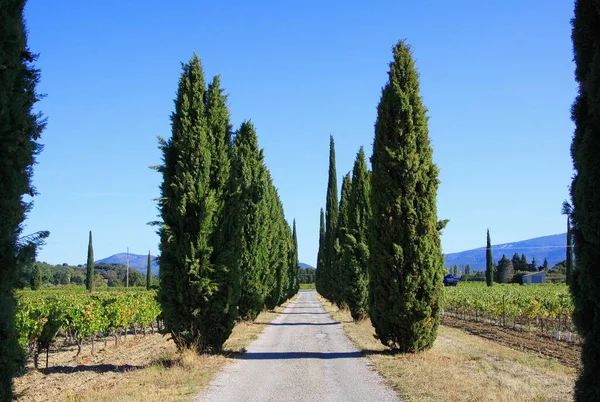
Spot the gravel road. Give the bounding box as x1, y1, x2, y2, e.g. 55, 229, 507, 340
194, 290, 399, 402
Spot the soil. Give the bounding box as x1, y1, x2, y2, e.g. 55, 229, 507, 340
13, 333, 176, 401
441, 315, 581, 369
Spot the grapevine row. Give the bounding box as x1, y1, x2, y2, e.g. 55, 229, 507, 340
15, 290, 161, 369
443, 284, 575, 341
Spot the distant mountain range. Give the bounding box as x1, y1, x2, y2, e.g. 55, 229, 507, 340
96, 253, 314, 276
444, 233, 567, 271
299, 262, 314, 270
96, 253, 159, 276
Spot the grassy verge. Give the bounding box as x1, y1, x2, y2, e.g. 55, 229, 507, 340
300, 283, 315, 290
317, 295, 576, 402
19, 297, 296, 402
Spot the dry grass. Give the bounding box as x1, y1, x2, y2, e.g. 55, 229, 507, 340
18, 296, 296, 402
318, 295, 576, 402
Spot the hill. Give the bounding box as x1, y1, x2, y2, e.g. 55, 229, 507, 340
96, 253, 159, 275
444, 233, 567, 270
97, 256, 315, 275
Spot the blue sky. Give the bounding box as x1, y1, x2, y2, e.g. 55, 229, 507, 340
24, 1, 576, 267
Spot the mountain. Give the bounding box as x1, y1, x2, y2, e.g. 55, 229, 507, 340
299, 262, 314, 270
96, 257, 314, 275
444, 233, 567, 270
96, 253, 159, 276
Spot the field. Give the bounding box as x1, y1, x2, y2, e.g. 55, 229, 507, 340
15, 288, 161, 369
443, 282, 576, 342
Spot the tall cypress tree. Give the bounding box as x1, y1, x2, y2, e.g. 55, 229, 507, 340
156, 54, 237, 352
146, 251, 152, 290
0, 2, 45, 392
333, 173, 352, 308
369, 41, 444, 352
323, 136, 339, 302
264, 181, 290, 309
205, 75, 232, 266
344, 147, 371, 320
229, 121, 271, 321
569, 1, 600, 399
315, 208, 325, 295
86, 231, 94, 292
485, 229, 493, 286
290, 219, 300, 297
562, 200, 574, 284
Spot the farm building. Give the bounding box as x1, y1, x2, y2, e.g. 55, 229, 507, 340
521, 271, 546, 285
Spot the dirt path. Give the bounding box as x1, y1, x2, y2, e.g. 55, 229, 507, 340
194, 290, 399, 402
441, 315, 581, 369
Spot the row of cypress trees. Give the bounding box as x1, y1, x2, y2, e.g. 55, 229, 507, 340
316, 41, 445, 353
154, 54, 299, 354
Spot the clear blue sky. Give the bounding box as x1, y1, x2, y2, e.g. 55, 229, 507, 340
24, 1, 576, 267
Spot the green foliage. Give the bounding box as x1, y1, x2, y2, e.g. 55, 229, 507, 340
30, 264, 41, 290
0, 0, 46, 396
486, 230, 493, 286
343, 147, 371, 321
156, 54, 237, 353
15, 290, 160, 365
368, 41, 444, 352
562, 200, 574, 284
299, 267, 316, 284
228, 121, 271, 321
146, 252, 152, 290
315, 209, 325, 295
288, 220, 300, 298
86, 231, 94, 292
444, 283, 573, 332
264, 182, 290, 310
495, 255, 514, 283
321, 136, 339, 302
569, 1, 600, 399
332, 173, 352, 308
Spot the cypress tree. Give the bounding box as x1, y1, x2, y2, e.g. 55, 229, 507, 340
531, 257, 537, 272
323, 136, 339, 302
156, 54, 237, 352
511, 253, 521, 272
485, 230, 493, 286
0, 1, 46, 393
86, 231, 94, 292
368, 41, 444, 352
520, 254, 528, 270
495, 255, 514, 283
344, 147, 371, 321
315, 208, 325, 295
229, 121, 271, 321
146, 251, 152, 290
205, 75, 232, 264
333, 173, 352, 308
569, 2, 600, 398
290, 219, 300, 297
30, 264, 41, 290
562, 200, 574, 284
264, 182, 289, 309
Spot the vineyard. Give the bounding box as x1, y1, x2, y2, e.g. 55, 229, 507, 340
15, 289, 161, 369
443, 283, 576, 342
